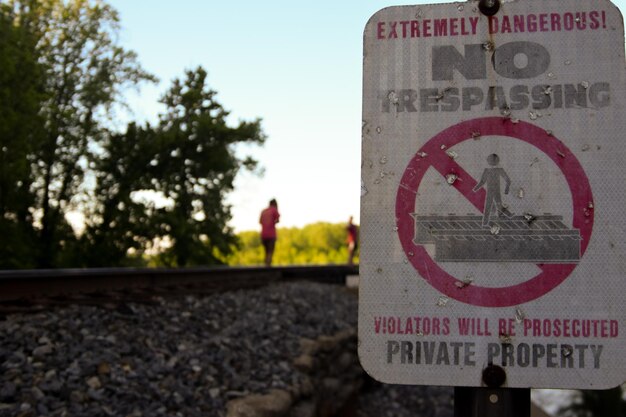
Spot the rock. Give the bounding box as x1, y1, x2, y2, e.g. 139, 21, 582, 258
316, 336, 338, 352
31, 386, 45, 401
337, 352, 355, 371
86, 376, 101, 389
87, 388, 105, 401
209, 388, 221, 399
97, 362, 111, 375
321, 378, 341, 392
44, 369, 57, 379
37, 336, 51, 345
0, 282, 371, 417
70, 390, 86, 403
6, 351, 26, 367
299, 377, 314, 398
288, 400, 317, 417
36, 403, 49, 415
0, 382, 17, 401
40, 377, 63, 394
226, 389, 292, 417
292, 355, 314, 373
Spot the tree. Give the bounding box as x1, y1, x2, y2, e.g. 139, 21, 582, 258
5, 0, 155, 267
2, 2, 265, 268
225, 231, 265, 266
225, 222, 358, 266
273, 223, 354, 265
0, 3, 45, 268
77, 123, 157, 267
149, 67, 266, 267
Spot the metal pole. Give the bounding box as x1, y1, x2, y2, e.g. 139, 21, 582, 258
454, 364, 530, 417
454, 387, 530, 417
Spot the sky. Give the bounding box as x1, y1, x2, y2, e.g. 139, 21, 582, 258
105, 0, 626, 233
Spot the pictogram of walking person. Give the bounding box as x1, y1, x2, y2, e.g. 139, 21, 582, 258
473, 153, 513, 226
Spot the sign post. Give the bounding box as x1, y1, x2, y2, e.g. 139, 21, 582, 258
359, 0, 626, 398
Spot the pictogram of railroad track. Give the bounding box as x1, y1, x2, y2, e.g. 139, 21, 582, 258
412, 214, 581, 262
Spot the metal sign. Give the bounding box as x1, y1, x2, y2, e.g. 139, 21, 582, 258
359, 0, 626, 389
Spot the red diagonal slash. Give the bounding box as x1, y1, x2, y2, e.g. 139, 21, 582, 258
430, 157, 485, 213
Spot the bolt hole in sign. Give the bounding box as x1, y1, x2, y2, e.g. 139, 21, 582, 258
359, 0, 626, 389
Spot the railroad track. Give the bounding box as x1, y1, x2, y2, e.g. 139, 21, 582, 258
0, 265, 359, 313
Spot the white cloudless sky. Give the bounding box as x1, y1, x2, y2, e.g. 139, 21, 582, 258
105, 0, 626, 233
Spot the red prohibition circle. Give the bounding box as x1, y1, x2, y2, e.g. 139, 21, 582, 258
396, 117, 594, 307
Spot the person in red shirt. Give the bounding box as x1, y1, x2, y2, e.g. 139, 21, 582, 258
346, 216, 358, 265
259, 199, 280, 266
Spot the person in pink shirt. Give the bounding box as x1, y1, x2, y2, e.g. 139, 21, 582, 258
346, 216, 358, 265
259, 199, 280, 266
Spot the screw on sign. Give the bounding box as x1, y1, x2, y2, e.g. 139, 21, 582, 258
359, 0, 626, 391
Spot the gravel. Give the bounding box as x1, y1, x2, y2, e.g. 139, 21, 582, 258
356, 382, 453, 417
0, 280, 453, 417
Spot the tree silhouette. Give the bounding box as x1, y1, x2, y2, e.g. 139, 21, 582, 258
225, 222, 358, 266
3, 0, 154, 267
2, 3, 266, 268
152, 67, 266, 266
0, 3, 44, 268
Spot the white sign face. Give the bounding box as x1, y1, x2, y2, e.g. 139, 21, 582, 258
359, 0, 626, 389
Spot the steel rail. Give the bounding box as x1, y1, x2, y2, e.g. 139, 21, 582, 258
0, 265, 359, 302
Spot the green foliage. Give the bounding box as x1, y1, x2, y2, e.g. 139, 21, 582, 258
225, 231, 264, 266
150, 67, 266, 267
77, 68, 266, 268
0, 3, 45, 268
225, 222, 359, 266
76, 123, 157, 267
3, 0, 155, 267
